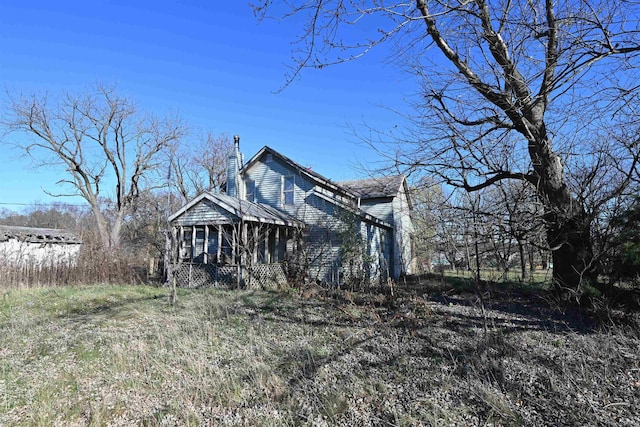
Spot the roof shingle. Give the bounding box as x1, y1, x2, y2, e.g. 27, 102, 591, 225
338, 175, 405, 199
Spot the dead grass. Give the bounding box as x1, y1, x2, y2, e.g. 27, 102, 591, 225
0, 282, 638, 426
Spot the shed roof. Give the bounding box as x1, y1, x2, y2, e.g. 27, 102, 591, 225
0, 225, 82, 244
338, 175, 406, 199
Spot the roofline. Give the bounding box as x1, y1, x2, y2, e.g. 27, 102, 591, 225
168, 192, 304, 228
312, 189, 393, 229
0, 225, 82, 244
168, 192, 211, 223
337, 174, 414, 210
242, 146, 359, 200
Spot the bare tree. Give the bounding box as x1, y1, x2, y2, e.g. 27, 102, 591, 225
253, 0, 640, 295
171, 132, 233, 203
2, 84, 186, 252
411, 178, 445, 273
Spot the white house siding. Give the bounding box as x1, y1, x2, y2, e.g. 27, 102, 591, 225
0, 239, 81, 267
360, 192, 413, 278
244, 157, 327, 281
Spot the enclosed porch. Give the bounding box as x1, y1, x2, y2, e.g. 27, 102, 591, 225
167, 192, 303, 289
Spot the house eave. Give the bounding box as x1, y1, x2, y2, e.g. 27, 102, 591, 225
312, 189, 392, 229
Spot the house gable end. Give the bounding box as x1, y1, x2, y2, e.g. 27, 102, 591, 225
242, 146, 358, 202
170, 194, 239, 226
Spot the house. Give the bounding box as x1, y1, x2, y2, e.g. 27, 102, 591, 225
167, 136, 413, 288
0, 225, 82, 267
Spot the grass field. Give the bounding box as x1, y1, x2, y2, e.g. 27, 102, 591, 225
0, 282, 638, 426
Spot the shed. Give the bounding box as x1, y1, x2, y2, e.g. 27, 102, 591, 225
0, 225, 82, 267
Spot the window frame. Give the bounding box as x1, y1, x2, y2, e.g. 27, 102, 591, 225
282, 175, 295, 206
245, 179, 256, 202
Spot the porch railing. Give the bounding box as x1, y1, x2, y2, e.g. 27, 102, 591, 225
172, 262, 288, 290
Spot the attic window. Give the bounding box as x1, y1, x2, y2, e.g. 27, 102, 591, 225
245, 180, 255, 202
283, 175, 294, 205
265, 153, 273, 163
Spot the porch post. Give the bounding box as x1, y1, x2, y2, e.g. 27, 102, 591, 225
179, 226, 184, 261
252, 224, 258, 264
232, 224, 238, 265
241, 222, 248, 266
191, 226, 196, 262
217, 226, 222, 262
204, 225, 209, 263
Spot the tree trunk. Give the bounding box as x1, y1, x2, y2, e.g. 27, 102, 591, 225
528, 131, 595, 294
517, 240, 527, 280
92, 207, 112, 252
546, 210, 595, 294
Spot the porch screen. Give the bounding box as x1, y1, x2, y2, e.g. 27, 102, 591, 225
194, 227, 205, 261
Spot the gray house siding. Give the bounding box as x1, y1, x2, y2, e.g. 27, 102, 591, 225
245, 157, 351, 282
392, 185, 414, 277
168, 142, 411, 288
360, 198, 394, 225
243, 152, 392, 284
244, 154, 314, 212
172, 199, 238, 226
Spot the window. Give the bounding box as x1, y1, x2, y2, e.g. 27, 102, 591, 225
207, 225, 218, 263
181, 227, 193, 261
265, 153, 273, 163
194, 226, 205, 261
283, 176, 294, 205
245, 180, 255, 202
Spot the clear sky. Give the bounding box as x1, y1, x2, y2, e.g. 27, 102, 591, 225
0, 1, 416, 211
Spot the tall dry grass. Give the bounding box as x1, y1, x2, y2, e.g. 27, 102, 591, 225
0, 247, 155, 289
0, 283, 638, 426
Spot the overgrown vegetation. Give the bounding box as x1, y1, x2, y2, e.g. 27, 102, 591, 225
0, 281, 638, 426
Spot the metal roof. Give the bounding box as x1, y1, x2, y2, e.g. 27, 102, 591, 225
0, 225, 82, 244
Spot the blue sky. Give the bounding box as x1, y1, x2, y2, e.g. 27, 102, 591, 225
0, 1, 416, 211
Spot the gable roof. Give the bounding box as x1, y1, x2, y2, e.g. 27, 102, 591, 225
338, 175, 404, 199
242, 146, 358, 200
0, 225, 81, 244
169, 192, 303, 227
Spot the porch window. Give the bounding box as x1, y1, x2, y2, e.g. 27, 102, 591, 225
220, 225, 234, 264
181, 227, 193, 261
207, 225, 218, 260
245, 180, 255, 202
194, 226, 205, 261
283, 176, 294, 205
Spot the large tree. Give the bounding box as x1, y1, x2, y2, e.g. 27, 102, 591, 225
2, 84, 186, 252
253, 0, 640, 294
170, 132, 233, 204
